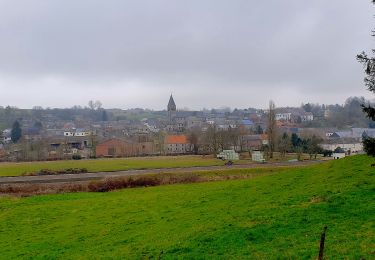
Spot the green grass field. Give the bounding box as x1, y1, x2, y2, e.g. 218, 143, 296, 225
0, 156, 244, 177
0, 153, 317, 177
0, 155, 373, 258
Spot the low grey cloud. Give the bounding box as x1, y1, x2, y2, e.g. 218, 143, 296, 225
0, 0, 373, 109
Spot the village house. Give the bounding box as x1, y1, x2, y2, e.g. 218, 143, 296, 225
276, 113, 292, 122
96, 138, 156, 157
144, 122, 159, 133
241, 134, 268, 151
165, 135, 192, 154
300, 112, 314, 122
185, 116, 204, 130
327, 128, 375, 141
48, 135, 93, 157
64, 128, 92, 137
2, 129, 12, 143
96, 138, 138, 157
238, 119, 254, 133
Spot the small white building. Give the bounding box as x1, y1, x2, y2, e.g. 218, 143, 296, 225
2, 129, 12, 143
64, 129, 92, 137
144, 123, 159, 133
301, 112, 314, 122
276, 113, 292, 121
333, 153, 346, 159
74, 129, 91, 137
64, 131, 75, 137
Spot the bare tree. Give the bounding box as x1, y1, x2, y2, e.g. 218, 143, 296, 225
94, 100, 102, 110
88, 100, 102, 110
88, 100, 95, 110
278, 132, 291, 159
89, 129, 97, 158
154, 131, 166, 155
204, 124, 219, 154
267, 100, 277, 159
187, 127, 202, 155
227, 126, 240, 151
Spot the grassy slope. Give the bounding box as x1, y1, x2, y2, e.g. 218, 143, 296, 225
0, 156, 234, 176
0, 155, 373, 259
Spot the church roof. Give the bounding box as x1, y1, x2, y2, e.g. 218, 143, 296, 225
168, 95, 176, 111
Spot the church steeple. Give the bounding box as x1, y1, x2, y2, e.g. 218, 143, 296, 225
167, 94, 176, 111
167, 94, 177, 124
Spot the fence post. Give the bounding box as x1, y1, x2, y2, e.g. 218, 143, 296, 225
318, 225, 327, 260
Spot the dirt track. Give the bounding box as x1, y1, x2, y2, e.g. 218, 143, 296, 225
0, 160, 323, 185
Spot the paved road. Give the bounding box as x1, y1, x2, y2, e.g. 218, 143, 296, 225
0, 160, 323, 185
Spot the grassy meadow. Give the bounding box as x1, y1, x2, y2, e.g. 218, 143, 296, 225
0, 153, 317, 177
0, 155, 237, 177
0, 155, 373, 258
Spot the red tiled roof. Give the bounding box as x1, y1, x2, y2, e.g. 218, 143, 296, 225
165, 135, 188, 144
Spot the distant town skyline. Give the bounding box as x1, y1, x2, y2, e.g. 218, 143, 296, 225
0, 94, 373, 112
0, 0, 374, 109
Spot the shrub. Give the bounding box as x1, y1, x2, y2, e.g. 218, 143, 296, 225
22, 168, 88, 176
0, 183, 87, 196
39, 169, 57, 175
323, 150, 333, 157
72, 154, 82, 160
63, 168, 88, 174
87, 176, 161, 192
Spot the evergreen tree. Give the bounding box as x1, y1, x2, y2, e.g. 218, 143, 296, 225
291, 133, 301, 151
101, 110, 108, 121
357, 0, 375, 156
363, 138, 375, 156
255, 125, 263, 134
11, 120, 22, 143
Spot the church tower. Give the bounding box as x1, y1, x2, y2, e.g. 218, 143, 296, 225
167, 94, 177, 122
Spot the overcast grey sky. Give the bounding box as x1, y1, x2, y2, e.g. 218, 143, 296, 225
0, 0, 374, 110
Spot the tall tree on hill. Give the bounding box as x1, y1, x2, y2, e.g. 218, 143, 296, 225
11, 120, 22, 143
267, 100, 277, 159
88, 100, 102, 110
357, 0, 375, 156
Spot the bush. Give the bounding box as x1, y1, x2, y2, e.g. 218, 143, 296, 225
22, 168, 88, 176
323, 150, 333, 157
63, 168, 88, 174
72, 154, 82, 160
0, 183, 87, 196
88, 176, 161, 192
87, 173, 204, 193
363, 137, 375, 157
